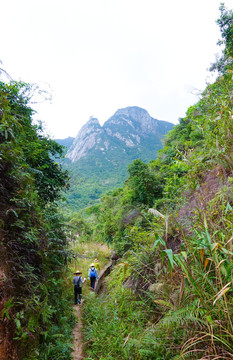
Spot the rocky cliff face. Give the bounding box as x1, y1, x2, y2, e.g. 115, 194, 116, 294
67, 117, 104, 162
61, 106, 174, 211
66, 106, 174, 163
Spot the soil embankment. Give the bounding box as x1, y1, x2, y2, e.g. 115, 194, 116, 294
95, 261, 112, 294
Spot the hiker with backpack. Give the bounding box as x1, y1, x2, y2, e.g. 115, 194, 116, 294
73, 270, 86, 305
88, 263, 98, 290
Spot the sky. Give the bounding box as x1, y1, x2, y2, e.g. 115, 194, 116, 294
1, 0, 233, 139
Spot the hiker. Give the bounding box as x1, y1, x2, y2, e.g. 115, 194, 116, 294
93, 258, 100, 272
88, 263, 98, 290
73, 270, 86, 305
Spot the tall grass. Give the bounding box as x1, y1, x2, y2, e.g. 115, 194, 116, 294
81, 200, 233, 359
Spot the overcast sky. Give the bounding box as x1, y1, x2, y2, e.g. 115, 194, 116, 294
1, 0, 232, 139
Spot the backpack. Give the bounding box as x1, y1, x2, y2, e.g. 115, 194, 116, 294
74, 276, 81, 290
90, 267, 96, 278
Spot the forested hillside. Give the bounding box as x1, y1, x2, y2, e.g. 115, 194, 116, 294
59, 106, 174, 213
70, 5, 233, 359
1, 3, 233, 360
56, 136, 75, 150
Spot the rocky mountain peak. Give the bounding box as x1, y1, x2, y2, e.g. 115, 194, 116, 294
78, 116, 101, 135
113, 106, 150, 122
106, 106, 160, 134
66, 116, 103, 162
66, 106, 174, 163
86, 116, 100, 126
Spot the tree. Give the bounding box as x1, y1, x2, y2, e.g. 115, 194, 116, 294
0, 80, 72, 359
211, 4, 233, 73
0, 81, 69, 203
127, 159, 160, 207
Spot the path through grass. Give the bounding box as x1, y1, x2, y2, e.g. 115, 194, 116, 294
70, 241, 111, 359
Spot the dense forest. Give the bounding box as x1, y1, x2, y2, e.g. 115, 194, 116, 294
1, 3, 233, 360
0, 81, 74, 359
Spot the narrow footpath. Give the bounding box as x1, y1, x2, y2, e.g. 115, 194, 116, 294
72, 305, 84, 360
70, 242, 112, 360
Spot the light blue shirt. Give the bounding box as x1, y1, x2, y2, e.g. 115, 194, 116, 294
88, 266, 98, 279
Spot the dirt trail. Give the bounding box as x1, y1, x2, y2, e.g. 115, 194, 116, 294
71, 243, 112, 360
72, 305, 85, 360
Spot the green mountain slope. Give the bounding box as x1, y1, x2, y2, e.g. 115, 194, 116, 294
55, 136, 75, 150
78, 6, 233, 359
60, 106, 174, 212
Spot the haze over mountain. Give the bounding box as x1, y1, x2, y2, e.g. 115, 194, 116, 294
55, 136, 75, 149
57, 106, 174, 211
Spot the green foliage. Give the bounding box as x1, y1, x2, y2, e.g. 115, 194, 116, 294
59, 109, 174, 214
211, 3, 233, 73
1, 298, 14, 320
81, 5, 233, 359
127, 159, 161, 206
0, 80, 73, 359
82, 250, 189, 360
83, 277, 163, 359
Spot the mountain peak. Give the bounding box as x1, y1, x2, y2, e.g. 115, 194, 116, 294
113, 106, 149, 118
86, 116, 100, 125
106, 106, 162, 134
66, 116, 102, 162
66, 106, 174, 163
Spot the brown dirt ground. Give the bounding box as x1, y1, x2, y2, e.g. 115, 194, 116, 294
72, 304, 85, 360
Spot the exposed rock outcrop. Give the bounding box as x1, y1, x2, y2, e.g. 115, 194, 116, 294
66, 106, 174, 163
177, 166, 231, 232
67, 117, 104, 162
